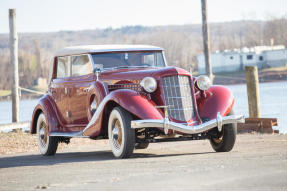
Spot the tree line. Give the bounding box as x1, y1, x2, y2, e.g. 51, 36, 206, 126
0, 18, 286, 90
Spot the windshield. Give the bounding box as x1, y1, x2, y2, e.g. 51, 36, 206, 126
91, 51, 166, 69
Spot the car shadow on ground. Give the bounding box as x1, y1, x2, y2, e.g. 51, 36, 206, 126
0, 150, 214, 169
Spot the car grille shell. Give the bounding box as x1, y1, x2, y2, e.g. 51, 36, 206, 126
162, 75, 194, 121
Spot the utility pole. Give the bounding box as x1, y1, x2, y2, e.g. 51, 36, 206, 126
9, 9, 19, 122
201, 0, 213, 82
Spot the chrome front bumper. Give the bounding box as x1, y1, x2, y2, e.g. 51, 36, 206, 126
131, 112, 245, 135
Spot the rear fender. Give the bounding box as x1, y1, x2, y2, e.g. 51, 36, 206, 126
30, 95, 60, 134
82, 89, 163, 137
196, 85, 234, 121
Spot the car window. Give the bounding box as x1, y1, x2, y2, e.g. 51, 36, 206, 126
56, 56, 70, 78
92, 51, 165, 69
71, 55, 93, 76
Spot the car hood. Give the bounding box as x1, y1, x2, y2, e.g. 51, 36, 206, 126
99, 66, 191, 83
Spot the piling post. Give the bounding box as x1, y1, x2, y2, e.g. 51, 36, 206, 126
9, 9, 19, 122
245, 66, 261, 118
201, 0, 213, 83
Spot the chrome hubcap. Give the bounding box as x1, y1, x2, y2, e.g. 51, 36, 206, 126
112, 119, 122, 150
39, 122, 48, 148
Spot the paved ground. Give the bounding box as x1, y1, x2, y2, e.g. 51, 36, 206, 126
0, 134, 287, 191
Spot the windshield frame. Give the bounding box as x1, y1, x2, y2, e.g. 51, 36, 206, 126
90, 50, 167, 71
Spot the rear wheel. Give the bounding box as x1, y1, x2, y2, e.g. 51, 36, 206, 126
36, 113, 58, 156
108, 107, 135, 158
209, 110, 237, 152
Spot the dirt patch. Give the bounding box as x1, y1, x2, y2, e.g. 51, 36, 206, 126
0, 131, 106, 155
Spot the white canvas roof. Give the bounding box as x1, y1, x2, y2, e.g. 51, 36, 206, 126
55, 45, 163, 57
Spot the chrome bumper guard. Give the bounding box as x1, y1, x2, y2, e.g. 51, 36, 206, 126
131, 112, 245, 135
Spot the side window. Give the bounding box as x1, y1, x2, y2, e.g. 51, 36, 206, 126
56, 56, 70, 78
71, 55, 93, 76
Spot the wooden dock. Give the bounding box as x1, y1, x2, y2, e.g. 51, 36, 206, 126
238, 118, 278, 134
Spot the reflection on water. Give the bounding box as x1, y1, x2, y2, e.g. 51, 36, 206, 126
0, 99, 39, 125
0, 81, 286, 133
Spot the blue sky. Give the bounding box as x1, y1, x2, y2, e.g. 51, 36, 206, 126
0, 0, 286, 33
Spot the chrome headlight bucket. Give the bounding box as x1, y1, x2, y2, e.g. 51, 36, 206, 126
196, 75, 211, 91
140, 77, 157, 93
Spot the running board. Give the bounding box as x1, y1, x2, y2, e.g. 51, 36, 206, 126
49, 131, 88, 138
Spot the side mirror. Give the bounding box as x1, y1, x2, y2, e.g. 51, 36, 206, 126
93, 67, 102, 74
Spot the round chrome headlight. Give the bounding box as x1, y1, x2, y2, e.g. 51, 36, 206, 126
197, 75, 211, 91
140, 77, 157, 93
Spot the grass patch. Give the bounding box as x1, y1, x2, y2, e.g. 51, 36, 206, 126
0, 90, 11, 97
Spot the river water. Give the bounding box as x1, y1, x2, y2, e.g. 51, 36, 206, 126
0, 81, 286, 133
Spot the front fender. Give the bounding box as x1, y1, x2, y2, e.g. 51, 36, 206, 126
113, 90, 164, 120
30, 95, 60, 134
196, 85, 234, 120
82, 89, 163, 137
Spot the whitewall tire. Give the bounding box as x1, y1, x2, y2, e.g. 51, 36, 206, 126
108, 107, 135, 158
37, 113, 58, 156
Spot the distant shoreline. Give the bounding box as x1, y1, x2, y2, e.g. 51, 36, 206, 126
0, 94, 42, 102
213, 69, 287, 85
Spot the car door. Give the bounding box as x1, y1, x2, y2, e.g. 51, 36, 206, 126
50, 56, 71, 127
67, 54, 95, 128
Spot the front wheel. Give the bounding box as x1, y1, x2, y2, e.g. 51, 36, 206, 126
108, 107, 135, 158
36, 113, 58, 156
209, 110, 237, 152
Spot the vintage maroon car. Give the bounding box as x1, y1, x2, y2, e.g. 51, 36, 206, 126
30, 45, 244, 158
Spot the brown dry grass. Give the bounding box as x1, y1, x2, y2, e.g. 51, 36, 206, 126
0, 131, 107, 155
0, 131, 38, 155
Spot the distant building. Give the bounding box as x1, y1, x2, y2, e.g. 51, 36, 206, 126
197, 45, 287, 74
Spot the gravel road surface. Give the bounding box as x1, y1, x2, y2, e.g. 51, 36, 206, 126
0, 134, 287, 191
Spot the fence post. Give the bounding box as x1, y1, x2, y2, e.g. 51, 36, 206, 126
9, 9, 19, 122
245, 66, 261, 118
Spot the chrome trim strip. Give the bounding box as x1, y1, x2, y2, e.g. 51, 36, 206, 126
131, 114, 245, 135
49, 131, 88, 138
103, 82, 109, 95
162, 85, 190, 87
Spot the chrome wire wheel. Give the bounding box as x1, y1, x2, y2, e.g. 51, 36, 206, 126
111, 119, 123, 150
39, 121, 48, 148
212, 129, 224, 144
36, 113, 58, 156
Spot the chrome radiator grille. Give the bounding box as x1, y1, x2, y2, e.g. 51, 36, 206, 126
162, 75, 194, 121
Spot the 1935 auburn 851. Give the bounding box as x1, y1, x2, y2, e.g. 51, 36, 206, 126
30, 45, 244, 158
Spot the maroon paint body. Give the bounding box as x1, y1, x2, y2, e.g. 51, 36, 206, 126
31, 59, 234, 138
